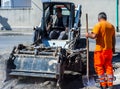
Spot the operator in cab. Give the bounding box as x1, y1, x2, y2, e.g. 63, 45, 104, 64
46, 7, 68, 40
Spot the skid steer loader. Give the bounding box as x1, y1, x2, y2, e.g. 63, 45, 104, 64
7, 1, 88, 84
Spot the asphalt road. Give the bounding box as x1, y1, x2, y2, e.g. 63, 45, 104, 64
0, 34, 120, 51
0, 35, 32, 52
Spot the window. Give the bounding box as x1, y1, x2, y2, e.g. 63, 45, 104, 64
1, 0, 31, 8
12, 0, 31, 8
2, 0, 11, 8
53, 5, 70, 15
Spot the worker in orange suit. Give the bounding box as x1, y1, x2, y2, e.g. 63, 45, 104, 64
86, 12, 116, 89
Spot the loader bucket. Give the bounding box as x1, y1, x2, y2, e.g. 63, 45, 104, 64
8, 54, 58, 78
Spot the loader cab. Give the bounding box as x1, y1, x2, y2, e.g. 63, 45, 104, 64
42, 2, 75, 38
42, 2, 81, 37
34, 2, 82, 47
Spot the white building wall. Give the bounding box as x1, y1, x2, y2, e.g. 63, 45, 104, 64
73, 0, 116, 29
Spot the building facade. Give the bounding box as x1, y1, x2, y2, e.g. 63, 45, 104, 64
0, 0, 119, 31
0, 0, 42, 31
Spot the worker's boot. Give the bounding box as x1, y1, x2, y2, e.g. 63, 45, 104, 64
100, 86, 106, 89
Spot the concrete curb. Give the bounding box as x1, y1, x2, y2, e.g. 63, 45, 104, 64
0, 31, 33, 36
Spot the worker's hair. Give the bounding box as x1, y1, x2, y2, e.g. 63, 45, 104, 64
56, 7, 62, 13
98, 12, 107, 20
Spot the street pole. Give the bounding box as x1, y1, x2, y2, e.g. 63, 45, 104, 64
116, 0, 119, 32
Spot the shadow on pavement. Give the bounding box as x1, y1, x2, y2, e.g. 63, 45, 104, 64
60, 75, 84, 89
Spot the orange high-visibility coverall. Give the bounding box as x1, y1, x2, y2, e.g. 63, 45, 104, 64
92, 20, 115, 87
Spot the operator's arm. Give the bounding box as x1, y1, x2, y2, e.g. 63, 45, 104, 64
46, 22, 52, 31
46, 15, 53, 31
65, 16, 69, 32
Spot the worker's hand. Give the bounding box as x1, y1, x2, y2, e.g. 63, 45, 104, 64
85, 32, 89, 38
86, 32, 97, 39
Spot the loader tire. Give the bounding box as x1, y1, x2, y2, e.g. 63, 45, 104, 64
81, 52, 95, 75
